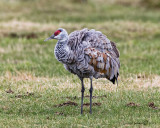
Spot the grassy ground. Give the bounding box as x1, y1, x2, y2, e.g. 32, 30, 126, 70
0, 0, 160, 127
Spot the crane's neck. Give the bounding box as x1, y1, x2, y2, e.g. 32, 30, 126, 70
54, 38, 71, 64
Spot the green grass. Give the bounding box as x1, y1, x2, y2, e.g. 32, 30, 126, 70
0, 0, 160, 127
0, 76, 160, 127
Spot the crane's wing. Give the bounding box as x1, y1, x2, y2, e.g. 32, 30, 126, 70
68, 28, 120, 59
68, 28, 120, 83
110, 41, 120, 58
84, 47, 119, 84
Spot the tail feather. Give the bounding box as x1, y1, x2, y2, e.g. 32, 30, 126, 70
110, 73, 119, 85
110, 75, 116, 84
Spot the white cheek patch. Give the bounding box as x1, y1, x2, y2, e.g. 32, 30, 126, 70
54, 35, 59, 39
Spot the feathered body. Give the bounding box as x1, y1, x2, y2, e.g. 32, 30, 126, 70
54, 28, 120, 84
45, 28, 120, 114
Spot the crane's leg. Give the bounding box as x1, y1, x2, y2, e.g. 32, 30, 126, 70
89, 77, 93, 114
80, 78, 85, 114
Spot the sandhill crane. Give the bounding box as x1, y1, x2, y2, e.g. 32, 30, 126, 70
44, 28, 120, 114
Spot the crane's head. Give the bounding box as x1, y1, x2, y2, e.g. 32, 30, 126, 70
44, 28, 68, 42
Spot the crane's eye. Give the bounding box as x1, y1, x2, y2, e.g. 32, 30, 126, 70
54, 30, 61, 36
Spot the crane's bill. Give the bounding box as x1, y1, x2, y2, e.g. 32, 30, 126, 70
44, 37, 52, 42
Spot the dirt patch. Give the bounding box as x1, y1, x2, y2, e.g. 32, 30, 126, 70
64, 95, 107, 100
1, 106, 9, 110
8, 32, 38, 39
126, 102, 159, 109
84, 95, 107, 98
126, 102, 140, 107
137, 74, 145, 79
6, 89, 14, 94
64, 96, 77, 100
83, 103, 102, 106
54, 101, 78, 107
148, 102, 159, 109
55, 112, 64, 115
46, 117, 50, 120
15, 92, 34, 98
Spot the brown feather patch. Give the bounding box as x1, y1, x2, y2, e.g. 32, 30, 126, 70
84, 48, 111, 74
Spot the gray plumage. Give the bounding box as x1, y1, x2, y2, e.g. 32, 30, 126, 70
44, 28, 120, 114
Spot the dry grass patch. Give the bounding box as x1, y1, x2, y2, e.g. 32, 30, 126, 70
0, 47, 5, 53
122, 74, 160, 90
1, 72, 160, 94
113, 0, 141, 6
0, 20, 160, 40
1, 72, 80, 93
0, 20, 83, 37
95, 0, 141, 6
92, 74, 160, 91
